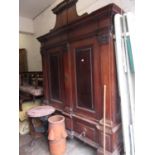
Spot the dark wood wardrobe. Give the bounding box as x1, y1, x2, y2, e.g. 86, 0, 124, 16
38, 0, 123, 154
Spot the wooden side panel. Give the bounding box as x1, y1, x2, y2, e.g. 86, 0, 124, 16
99, 34, 120, 123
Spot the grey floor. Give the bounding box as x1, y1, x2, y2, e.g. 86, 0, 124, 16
19, 134, 96, 155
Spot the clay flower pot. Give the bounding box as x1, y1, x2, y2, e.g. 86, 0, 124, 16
49, 139, 66, 155
48, 115, 67, 141
48, 115, 67, 155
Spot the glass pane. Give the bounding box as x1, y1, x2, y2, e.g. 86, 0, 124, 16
75, 47, 93, 109
50, 55, 60, 100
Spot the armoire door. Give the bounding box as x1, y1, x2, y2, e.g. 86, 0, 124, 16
48, 49, 66, 110
70, 38, 102, 119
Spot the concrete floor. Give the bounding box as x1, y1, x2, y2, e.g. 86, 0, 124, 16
19, 134, 96, 155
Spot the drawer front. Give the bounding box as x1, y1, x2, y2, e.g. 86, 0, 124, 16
73, 118, 98, 142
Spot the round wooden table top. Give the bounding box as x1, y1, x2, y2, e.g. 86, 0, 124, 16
27, 105, 55, 118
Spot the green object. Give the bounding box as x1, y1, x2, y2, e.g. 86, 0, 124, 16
126, 36, 135, 73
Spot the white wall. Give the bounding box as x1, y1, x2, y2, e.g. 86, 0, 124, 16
19, 33, 42, 71
19, 16, 34, 34
82, 0, 135, 15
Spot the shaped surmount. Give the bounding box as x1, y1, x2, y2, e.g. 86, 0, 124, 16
52, 0, 86, 28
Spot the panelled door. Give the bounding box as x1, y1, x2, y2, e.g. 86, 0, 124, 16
48, 48, 66, 110
70, 37, 102, 119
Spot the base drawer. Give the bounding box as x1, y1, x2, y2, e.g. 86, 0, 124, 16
73, 117, 98, 143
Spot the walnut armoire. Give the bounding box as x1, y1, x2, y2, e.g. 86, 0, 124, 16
37, 0, 123, 155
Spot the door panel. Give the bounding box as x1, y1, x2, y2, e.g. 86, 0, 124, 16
50, 54, 61, 100
48, 50, 65, 107
75, 47, 94, 110
70, 38, 102, 119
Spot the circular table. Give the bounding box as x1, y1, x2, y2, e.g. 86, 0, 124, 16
27, 105, 55, 138
27, 105, 55, 118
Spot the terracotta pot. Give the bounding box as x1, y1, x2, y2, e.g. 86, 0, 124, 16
48, 115, 67, 141
48, 115, 67, 155
49, 139, 66, 155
